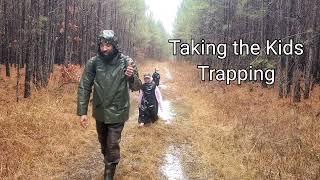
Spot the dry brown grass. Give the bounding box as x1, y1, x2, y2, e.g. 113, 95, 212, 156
0, 61, 194, 179
169, 61, 320, 179
1, 61, 320, 179
0, 65, 94, 179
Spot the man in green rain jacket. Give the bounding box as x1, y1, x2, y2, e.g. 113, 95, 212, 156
77, 30, 141, 180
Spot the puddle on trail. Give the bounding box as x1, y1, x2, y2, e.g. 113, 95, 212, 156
158, 67, 173, 90
158, 100, 176, 124
161, 145, 186, 180
164, 67, 173, 80
158, 68, 176, 124
159, 84, 168, 90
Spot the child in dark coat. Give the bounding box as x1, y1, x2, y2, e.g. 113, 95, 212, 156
138, 73, 163, 126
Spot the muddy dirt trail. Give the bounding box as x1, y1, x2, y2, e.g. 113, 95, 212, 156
60, 61, 214, 179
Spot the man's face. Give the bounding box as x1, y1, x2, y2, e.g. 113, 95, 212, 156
100, 42, 113, 56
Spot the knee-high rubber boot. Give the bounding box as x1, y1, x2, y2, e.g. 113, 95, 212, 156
104, 163, 116, 180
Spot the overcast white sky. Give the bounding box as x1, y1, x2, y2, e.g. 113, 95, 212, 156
145, 0, 182, 35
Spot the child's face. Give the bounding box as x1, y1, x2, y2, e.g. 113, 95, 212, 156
144, 77, 152, 83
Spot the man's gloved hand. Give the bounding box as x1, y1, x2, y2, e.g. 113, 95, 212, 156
125, 65, 134, 78
80, 115, 89, 128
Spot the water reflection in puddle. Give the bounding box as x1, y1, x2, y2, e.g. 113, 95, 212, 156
159, 84, 168, 90
165, 67, 172, 80
161, 145, 186, 180
159, 100, 176, 124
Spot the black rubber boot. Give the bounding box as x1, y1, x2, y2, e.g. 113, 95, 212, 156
104, 163, 116, 180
